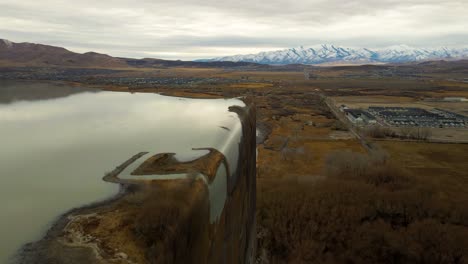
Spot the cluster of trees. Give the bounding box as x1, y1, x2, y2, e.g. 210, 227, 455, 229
399, 127, 432, 140
364, 125, 395, 138
257, 151, 468, 263
365, 125, 432, 140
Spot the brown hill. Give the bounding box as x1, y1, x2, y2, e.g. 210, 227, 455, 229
0, 39, 127, 68
0, 39, 265, 69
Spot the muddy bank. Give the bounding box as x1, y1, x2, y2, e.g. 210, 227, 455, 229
14, 184, 131, 264
256, 122, 272, 145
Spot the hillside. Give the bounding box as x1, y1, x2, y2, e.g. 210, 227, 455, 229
0, 39, 264, 69
0, 39, 127, 68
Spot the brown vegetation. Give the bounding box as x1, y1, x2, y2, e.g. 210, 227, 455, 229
365, 125, 432, 141
131, 149, 228, 183
257, 151, 468, 264
132, 181, 210, 263
399, 127, 432, 140
377, 141, 468, 199
364, 125, 395, 138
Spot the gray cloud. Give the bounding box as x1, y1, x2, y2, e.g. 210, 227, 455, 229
0, 0, 467, 60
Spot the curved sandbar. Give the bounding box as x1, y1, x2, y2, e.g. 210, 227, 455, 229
102, 151, 149, 184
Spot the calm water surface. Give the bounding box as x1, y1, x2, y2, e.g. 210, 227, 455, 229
0, 81, 243, 263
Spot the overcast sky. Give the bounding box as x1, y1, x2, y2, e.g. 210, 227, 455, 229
0, 0, 467, 60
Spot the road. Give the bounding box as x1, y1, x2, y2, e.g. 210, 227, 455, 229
322, 95, 376, 153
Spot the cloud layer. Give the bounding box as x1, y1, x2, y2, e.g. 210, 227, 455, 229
0, 0, 467, 60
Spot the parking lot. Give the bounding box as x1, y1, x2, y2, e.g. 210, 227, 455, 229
368, 106, 467, 128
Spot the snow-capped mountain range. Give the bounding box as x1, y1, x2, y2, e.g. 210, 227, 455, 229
199, 45, 468, 65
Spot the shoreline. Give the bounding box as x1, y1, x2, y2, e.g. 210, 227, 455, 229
13, 182, 130, 264
103, 151, 149, 184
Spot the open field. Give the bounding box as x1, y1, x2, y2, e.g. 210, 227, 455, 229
259, 139, 365, 182
332, 95, 468, 114
430, 128, 468, 141
377, 141, 468, 202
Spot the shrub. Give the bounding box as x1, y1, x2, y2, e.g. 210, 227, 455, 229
365, 125, 395, 138
257, 150, 468, 263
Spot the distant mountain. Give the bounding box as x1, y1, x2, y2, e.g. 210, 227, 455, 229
0, 39, 127, 68
3, 39, 467, 68
199, 44, 468, 65
0, 39, 264, 69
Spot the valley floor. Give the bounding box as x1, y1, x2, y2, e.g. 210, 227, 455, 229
7, 63, 468, 263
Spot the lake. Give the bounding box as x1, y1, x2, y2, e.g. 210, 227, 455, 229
0, 81, 243, 263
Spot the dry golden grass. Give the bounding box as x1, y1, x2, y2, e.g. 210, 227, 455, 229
424, 90, 468, 98
331, 95, 431, 110
258, 139, 365, 183
333, 95, 417, 104
429, 128, 468, 141
377, 141, 468, 201
228, 83, 274, 89
332, 95, 468, 115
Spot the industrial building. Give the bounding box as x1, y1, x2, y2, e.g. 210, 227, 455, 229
344, 109, 377, 125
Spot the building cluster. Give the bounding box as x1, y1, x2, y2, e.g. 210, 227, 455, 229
340, 104, 468, 128
341, 106, 377, 125
368, 107, 467, 128
0, 68, 257, 88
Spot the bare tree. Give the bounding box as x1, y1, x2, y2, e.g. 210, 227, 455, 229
366, 125, 393, 138
419, 127, 432, 140
399, 127, 414, 139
